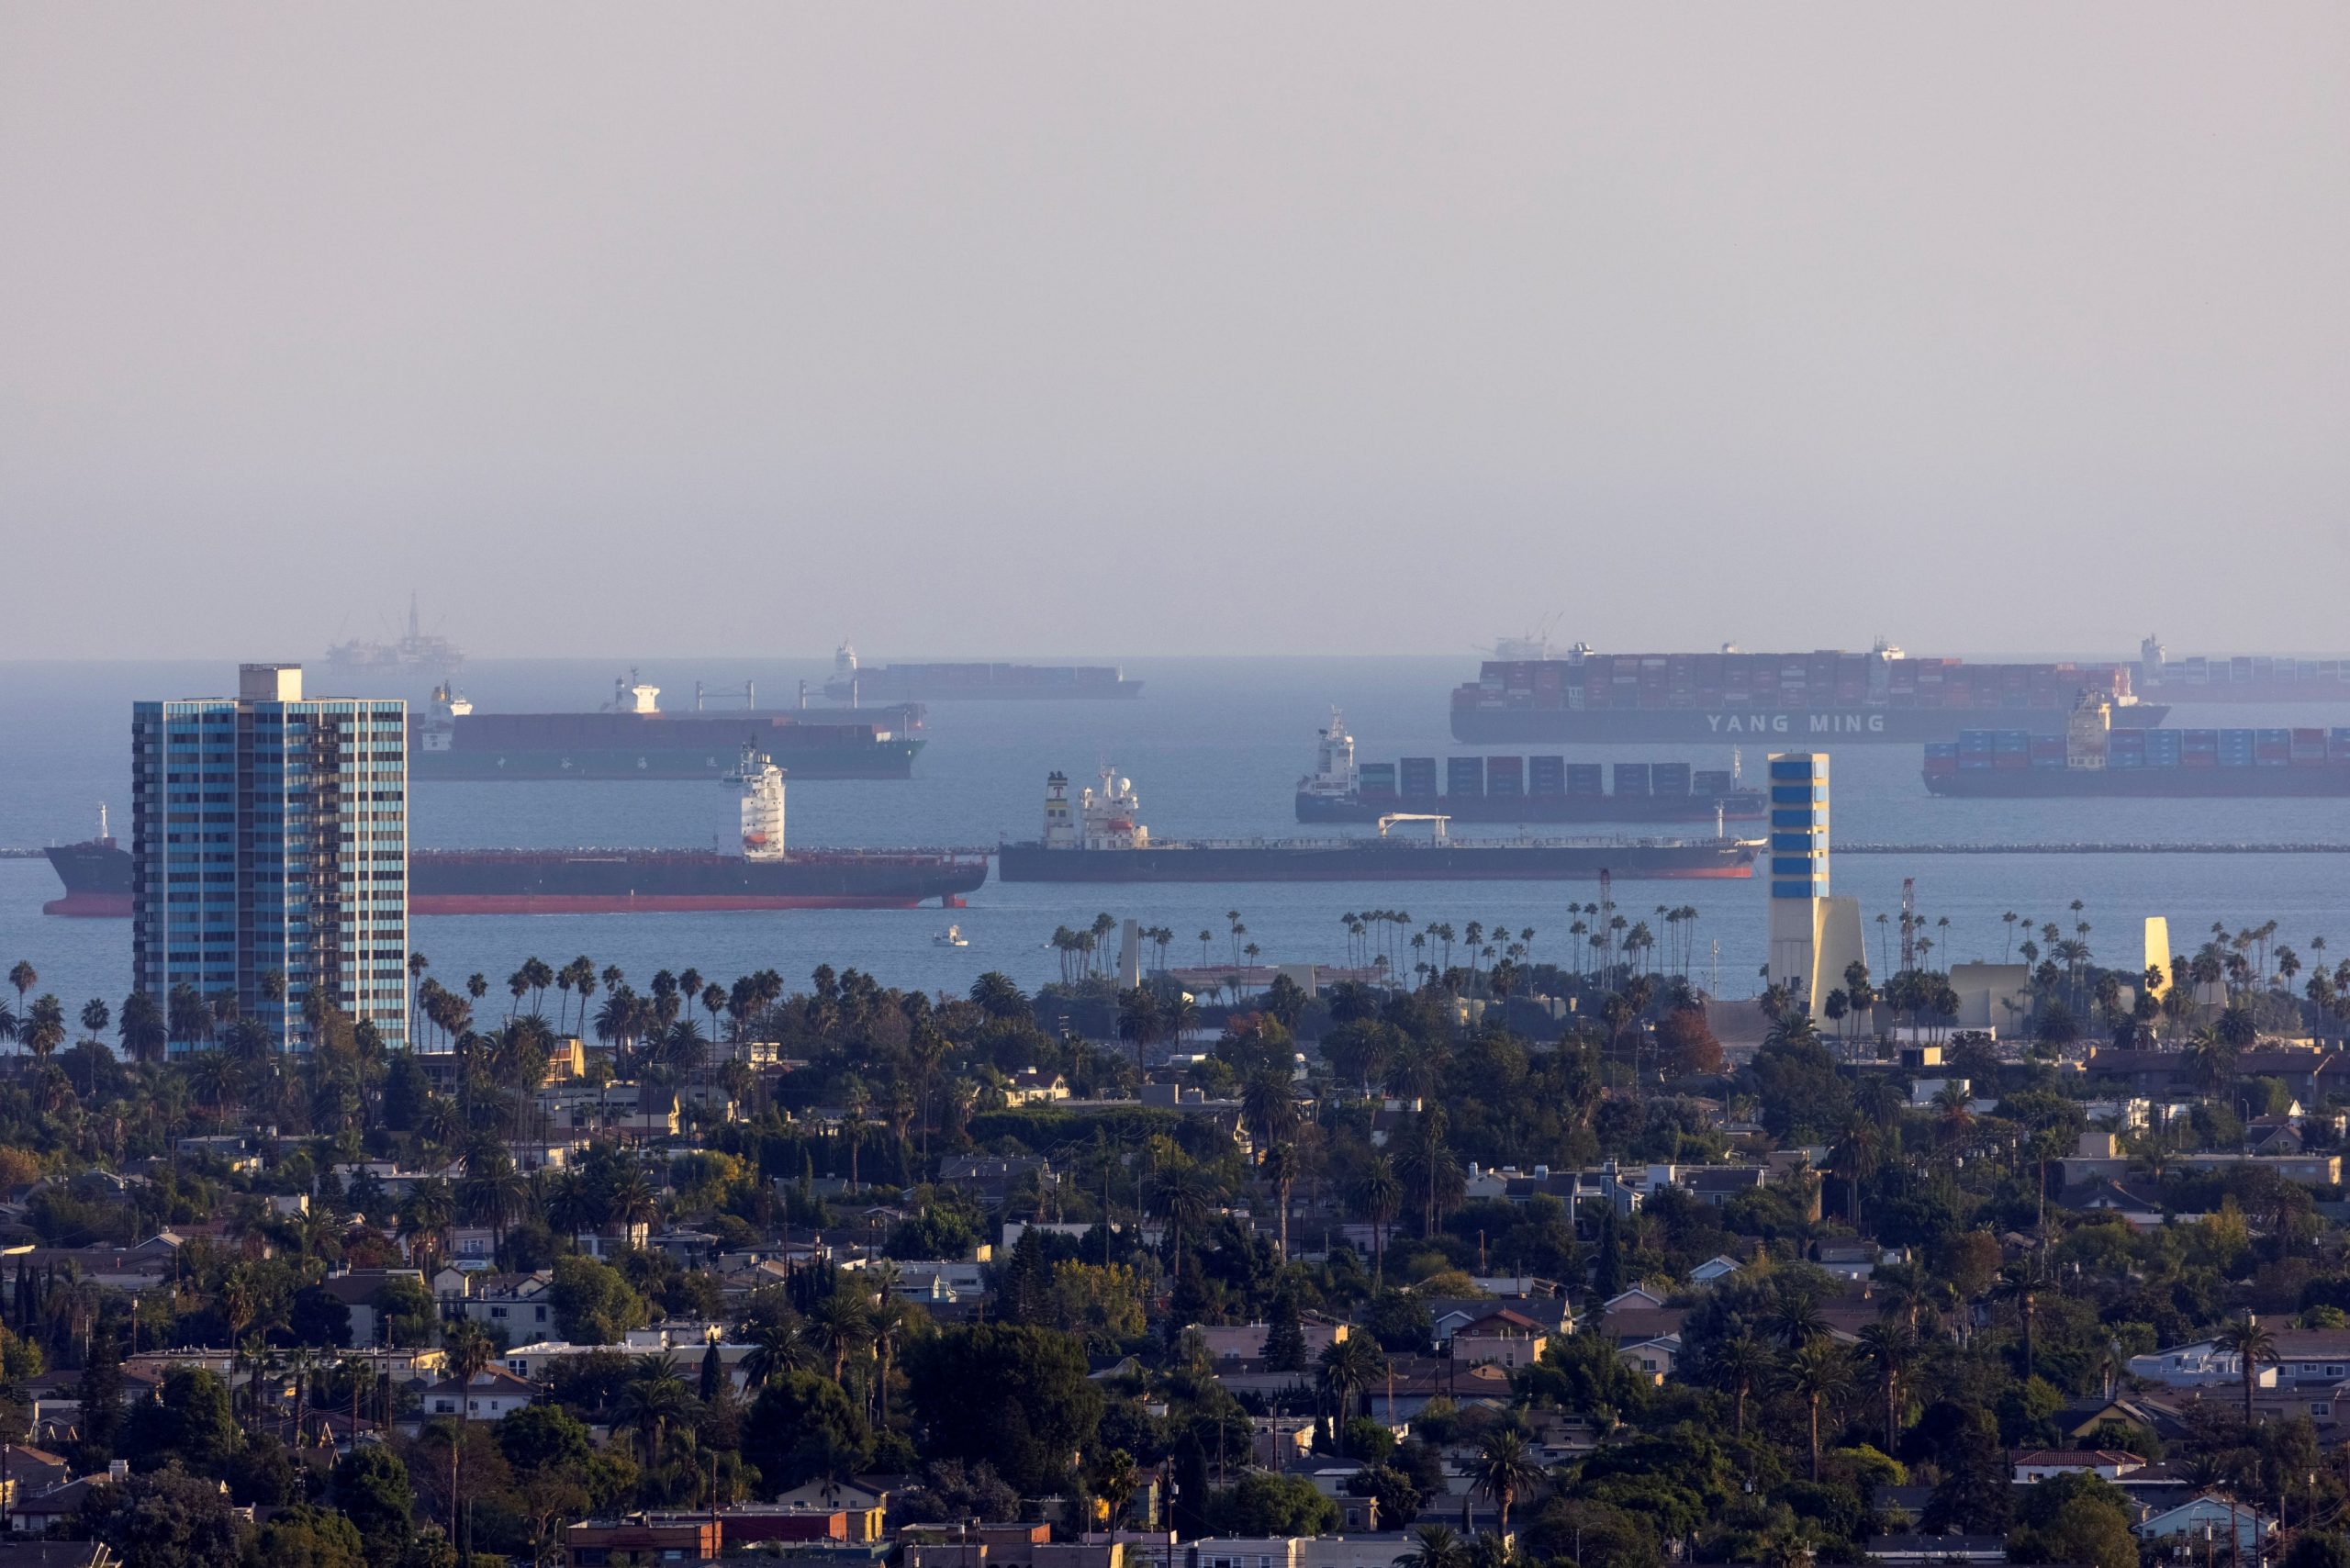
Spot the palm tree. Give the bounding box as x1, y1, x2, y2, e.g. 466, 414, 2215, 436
1094, 1449, 1141, 1530
1316, 1335, 1387, 1446
1856, 1322, 1914, 1453
1706, 1332, 1774, 1437
741, 1316, 814, 1390
617, 1359, 694, 1470
1784, 1338, 1852, 1480
8, 961, 39, 1036
806, 1289, 874, 1385
1400, 1524, 1468, 1568
1349, 1157, 1402, 1288
22, 995, 65, 1060
1469, 1428, 1543, 1540
2213, 1314, 2277, 1428
445, 1320, 496, 1383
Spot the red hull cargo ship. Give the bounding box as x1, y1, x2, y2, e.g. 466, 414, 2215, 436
40, 756, 986, 916
1451, 637, 2166, 744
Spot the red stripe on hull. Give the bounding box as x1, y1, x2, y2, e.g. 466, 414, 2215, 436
43, 894, 132, 918
410, 893, 927, 914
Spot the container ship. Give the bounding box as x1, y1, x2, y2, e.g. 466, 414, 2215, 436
412, 675, 923, 780
40, 756, 987, 915
1923, 698, 2350, 798
1292, 710, 1764, 824
2135, 635, 2350, 705
823, 644, 1141, 702
998, 769, 1758, 884
319, 594, 464, 694
1450, 638, 2167, 744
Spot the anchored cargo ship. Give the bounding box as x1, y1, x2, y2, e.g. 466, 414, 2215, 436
411, 675, 923, 780
2135, 635, 2350, 705
823, 644, 1141, 702
1293, 710, 1764, 824
1923, 696, 2350, 798
999, 769, 1758, 883
1450, 638, 2167, 744
40, 757, 986, 915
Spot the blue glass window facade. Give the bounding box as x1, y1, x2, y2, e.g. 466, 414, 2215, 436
1765, 751, 1828, 901
131, 669, 408, 1052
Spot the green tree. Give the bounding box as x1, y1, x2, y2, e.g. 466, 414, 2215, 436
740, 1371, 871, 1495
330, 1444, 412, 1566
1262, 1287, 1310, 1374
77, 1465, 252, 1568
2008, 1471, 2139, 1568
548, 1254, 648, 1345
496, 1403, 594, 1475
905, 1324, 1103, 1494
118, 1367, 241, 1477
252, 1504, 370, 1568
1213, 1472, 1341, 1536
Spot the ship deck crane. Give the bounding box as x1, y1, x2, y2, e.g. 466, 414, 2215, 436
1375, 812, 1450, 843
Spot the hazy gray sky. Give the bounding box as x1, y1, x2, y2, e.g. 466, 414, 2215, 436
4, 6, 2344, 661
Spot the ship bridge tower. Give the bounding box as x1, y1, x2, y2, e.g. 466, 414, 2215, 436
1302, 707, 1357, 800
1080, 767, 1147, 850
614, 670, 661, 714
733, 747, 787, 859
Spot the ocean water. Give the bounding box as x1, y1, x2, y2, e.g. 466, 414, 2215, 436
4, 655, 2349, 1019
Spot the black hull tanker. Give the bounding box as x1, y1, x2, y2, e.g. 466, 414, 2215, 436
38, 756, 986, 916
1451, 638, 2166, 745
414, 676, 923, 780
997, 839, 1754, 883
823, 644, 1142, 701
1002, 768, 1756, 884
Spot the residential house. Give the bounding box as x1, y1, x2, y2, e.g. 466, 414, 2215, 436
1449, 1310, 1548, 1369
1196, 1320, 1349, 1361
2134, 1495, 2273, 1558
419, 1367, 538, 1421
1003, 1070, 1070, 1107
1617, 1335, 1682, 1384
316, 1268, 431, 1348
565, 1519, 721, 1568
2011, 1450, 2143, 1483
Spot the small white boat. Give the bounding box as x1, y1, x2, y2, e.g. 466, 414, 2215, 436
934, 924, 969, 947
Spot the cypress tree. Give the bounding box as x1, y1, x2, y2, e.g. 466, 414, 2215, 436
1594, 1206, 1626, 1301
1262, 1286, 1309, 1372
